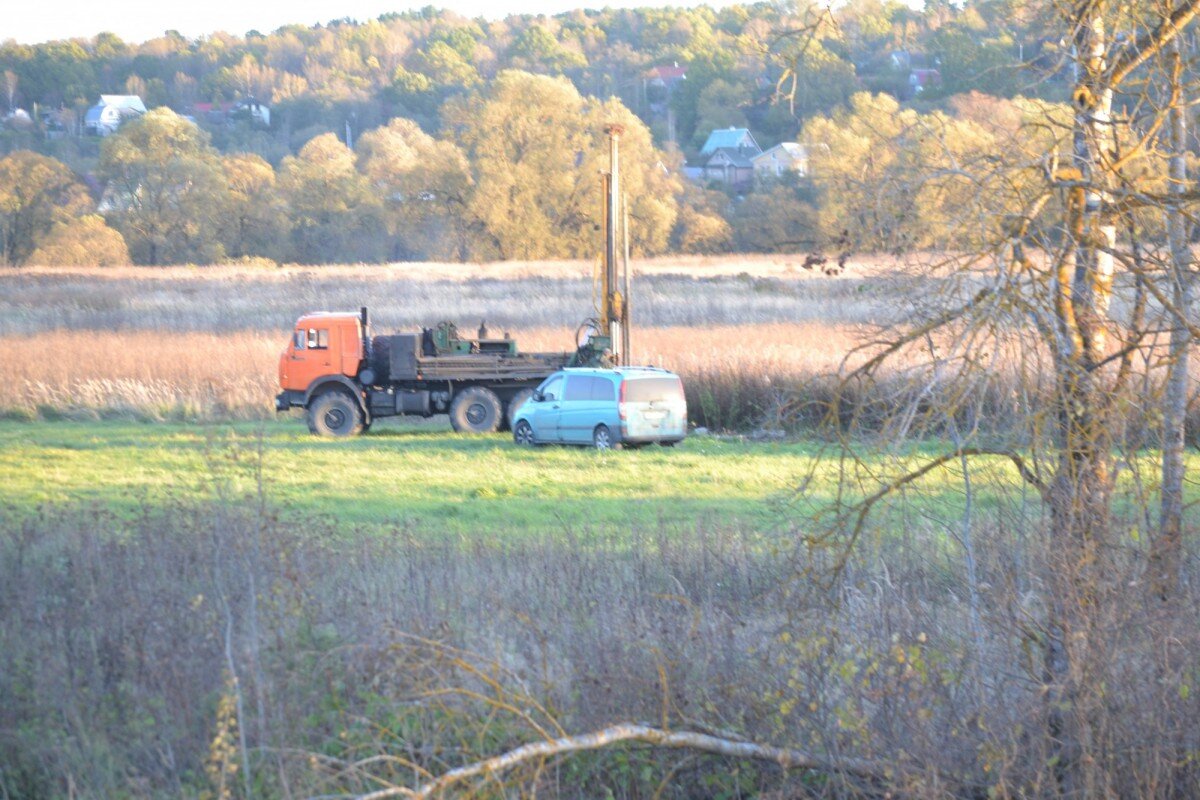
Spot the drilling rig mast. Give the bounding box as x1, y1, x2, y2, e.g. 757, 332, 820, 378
600, 123, 630, 366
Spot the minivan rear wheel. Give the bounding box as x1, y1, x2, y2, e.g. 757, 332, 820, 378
593, 424, 622, 451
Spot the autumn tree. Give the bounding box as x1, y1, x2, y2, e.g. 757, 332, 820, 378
27, 214, 130, 266
444, 70, 679, 260
0, 151, 91, 266
277, 132, 384, 263
730, 182, 817, 252
802, 93, 920, 250
673, 183, 732, 253
355, 117, 473, 260
692, 79, 750, 144
99, 109, 229, 265
799, 0, 1200, 792
218, 153, 286, 260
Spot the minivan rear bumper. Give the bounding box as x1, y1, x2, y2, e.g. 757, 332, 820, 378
623, 435, 686, 445
619, 425, 686, 445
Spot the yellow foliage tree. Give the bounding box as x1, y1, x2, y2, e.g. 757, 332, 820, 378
356, 117, 473, 260
0, 150, 91, 265
278, 133, 385, 263
26, 215, 130, 266
445, 70, 679, 260
99, 108, 229, 265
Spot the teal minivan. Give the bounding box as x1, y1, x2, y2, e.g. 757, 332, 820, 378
512, 367, 687, 450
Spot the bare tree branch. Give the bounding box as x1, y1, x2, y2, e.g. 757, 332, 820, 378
350, 723, 891, 799
1109, 0, 1200, 87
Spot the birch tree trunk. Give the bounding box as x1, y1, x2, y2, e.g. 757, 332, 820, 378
1045, 7, 1119, 792
1153, 36, 1193, 601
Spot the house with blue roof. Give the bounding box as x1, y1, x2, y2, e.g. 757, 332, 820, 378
699, 127, 760, 157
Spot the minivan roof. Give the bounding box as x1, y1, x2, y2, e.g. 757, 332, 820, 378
560, 366, 677, 377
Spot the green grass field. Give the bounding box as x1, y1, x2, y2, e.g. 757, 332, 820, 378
0, 418, 815, 536
0, 417, 1047, 543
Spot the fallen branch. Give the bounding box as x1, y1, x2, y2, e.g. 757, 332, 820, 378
352, 723, 889, 799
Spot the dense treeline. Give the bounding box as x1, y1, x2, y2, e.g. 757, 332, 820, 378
1, 2, 1046, 147
0, 1, 1066, 264
0, 88, 1076, 265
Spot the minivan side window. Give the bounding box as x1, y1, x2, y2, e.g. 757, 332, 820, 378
591, 377, 616, 402
540, 376, 564, 402
564, 375, 593, 401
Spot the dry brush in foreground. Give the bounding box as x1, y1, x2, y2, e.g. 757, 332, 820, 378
3, 463, 1198, 798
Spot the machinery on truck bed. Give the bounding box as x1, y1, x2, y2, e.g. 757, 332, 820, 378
275, 124, 635, 437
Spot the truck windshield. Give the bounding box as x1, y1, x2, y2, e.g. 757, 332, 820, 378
624, 377, 683, 403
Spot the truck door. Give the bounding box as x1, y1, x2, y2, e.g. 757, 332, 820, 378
288, 325, 333, 388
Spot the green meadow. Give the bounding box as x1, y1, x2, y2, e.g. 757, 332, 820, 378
0, 417, 1041, 541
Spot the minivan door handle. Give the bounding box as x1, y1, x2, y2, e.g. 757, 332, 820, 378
551, 404, 560, 409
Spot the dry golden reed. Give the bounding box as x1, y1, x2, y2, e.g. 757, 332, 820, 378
0, 324, 867, 427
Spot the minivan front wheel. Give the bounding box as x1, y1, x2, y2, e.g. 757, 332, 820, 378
513, 420, 536, 447
593, 424, 622, 451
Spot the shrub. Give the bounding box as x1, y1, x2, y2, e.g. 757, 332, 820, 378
26, 215, 131, 266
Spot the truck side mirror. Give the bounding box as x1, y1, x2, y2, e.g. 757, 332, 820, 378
533, 390, 544, 402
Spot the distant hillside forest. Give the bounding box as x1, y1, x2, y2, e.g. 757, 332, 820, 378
0, 1, 1074, 265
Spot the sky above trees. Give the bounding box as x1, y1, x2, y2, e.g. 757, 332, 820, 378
8, 0, 735, 45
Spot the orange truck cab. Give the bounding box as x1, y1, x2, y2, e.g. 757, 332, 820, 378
276, 310, 369, 434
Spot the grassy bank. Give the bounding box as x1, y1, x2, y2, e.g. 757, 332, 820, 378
0, 418, 1037, 539
0, 419, 813, 536
4, 419, 1196, 799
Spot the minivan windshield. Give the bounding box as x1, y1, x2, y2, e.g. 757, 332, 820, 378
624, 377, 683, 403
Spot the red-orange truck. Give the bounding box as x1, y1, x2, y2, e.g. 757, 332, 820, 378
275, 308, 577, 436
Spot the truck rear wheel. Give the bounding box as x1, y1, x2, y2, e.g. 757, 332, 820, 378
307, 391, 365, 437
503, 388, 535, 432
449, 387, 502, 434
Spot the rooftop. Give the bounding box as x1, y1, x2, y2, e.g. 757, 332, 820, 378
699, 127, 759, 156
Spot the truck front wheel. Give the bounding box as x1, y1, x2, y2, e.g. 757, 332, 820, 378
449, 387, 502, 434
307, 391, 365, 437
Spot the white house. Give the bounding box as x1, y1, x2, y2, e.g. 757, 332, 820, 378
3, 108, 33, 130
752, 143, 809, 179
84, 95, 146, 136
234, 98, 270, 127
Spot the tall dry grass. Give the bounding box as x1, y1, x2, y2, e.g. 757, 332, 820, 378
3, 257, 1181, 432
0, 325, 873, 429
7, 323, 1177, 434
0, 265, 905, 336
0, 330, 280, 421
